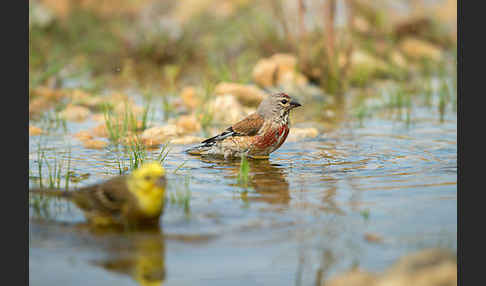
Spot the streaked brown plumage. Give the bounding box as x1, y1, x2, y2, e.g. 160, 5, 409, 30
186, 92, 301, 159
231, 113, 265, 136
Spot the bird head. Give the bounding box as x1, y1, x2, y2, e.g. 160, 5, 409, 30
127, 162, 167, 217
131, 162, 167, 189
257, 92, 301, 120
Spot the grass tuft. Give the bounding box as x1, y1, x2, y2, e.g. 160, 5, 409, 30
169, 175, 191, 217
238, 155, 250, 188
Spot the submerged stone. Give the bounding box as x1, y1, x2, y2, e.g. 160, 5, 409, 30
73, 131, 94, 141
82, 139, 108, 150
91, 124, 109, 138
287, 127, 319, 142
29, 97, 53, 118
399, 37, 442, 62
59, 104, 91, 122
140, 125, 180, 147
29, 125, 44, 136
31, 86, 66, 100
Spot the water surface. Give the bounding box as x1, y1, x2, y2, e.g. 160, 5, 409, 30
29, 81, 457, 285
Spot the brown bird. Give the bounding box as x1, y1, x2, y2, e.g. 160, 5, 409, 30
29, 162, 167, 228
186, 92, 301, 159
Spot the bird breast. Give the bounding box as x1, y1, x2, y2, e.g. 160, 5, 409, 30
253, 123, 289, 151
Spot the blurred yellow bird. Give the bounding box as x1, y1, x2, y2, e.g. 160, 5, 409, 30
30, 162, 167, 228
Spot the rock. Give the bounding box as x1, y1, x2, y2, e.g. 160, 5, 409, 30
399, 38, 442, 61
435, 0, 456, 23
322, 249, 456, 286
270, 52, 296, 66
390, 51, 409, 70
73, 131, 93, 141
103, 92, 141, 115
364, 233, 384, 244
70, 90, 106, 111
173, 0, 216, 24
287, 128, 319, 142
80, 97, 107, 110
354, 16, 371, 34
393, 16, 434, 39
170, 135, 205, 145
140, 125, 181, 147
82, 139, 108, 150
324, 109, 336, 119
69, 90, 120, 112
326, 269, 377, 286
29, 0, 54, 28
377, 248, 457, 286
91, 124, 109, 138
39, 0, 72, 19
345, 50, 390, 74
214, 82, 265, 106
29, 125, 43, 136
121, 134, 141, 146
29, 97, 53, 118
180, 86, 200, 110
69, 89, 92, 101
172, 0, 250, 24
411, 262, 456, 286
113, 104, 145, 116
252, 58, 277, 88
59, 104, 91, 122
272, 53, 297, 72
434, 0, 456, 42
113, 102, 145, 116
344, 50, 394, 84
385, 248, 456, 276
91, 113, 106, 123
207, 94, 247, 124
40, 0, 154, 19
31, 86, 65, 100
252, 53, 308, 88
175, 115, 201, 134
376, 262, 457, 286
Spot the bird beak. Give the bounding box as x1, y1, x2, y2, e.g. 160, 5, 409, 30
155, 177, 167, 188
290, 99, 302, 108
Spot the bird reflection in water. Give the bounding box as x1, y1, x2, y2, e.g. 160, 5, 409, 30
200, 157, 290, 205
90, 226, 166, 286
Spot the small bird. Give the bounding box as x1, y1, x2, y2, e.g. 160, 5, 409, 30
186, 92, 301, 159
30, 162, 167, 228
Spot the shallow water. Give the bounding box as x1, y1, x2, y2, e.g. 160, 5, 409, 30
29, 81, 456, 285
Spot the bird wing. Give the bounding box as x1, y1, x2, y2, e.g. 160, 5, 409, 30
200, 113, 264, 145
73, 177, 128, 213
231, 113, 265, 136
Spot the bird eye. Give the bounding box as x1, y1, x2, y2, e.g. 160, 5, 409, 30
281, 99, 288, 104
144, 175, 151, 181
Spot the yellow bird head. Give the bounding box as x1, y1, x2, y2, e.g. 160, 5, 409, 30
127, 162, 167, 217
131, 162, 166, 187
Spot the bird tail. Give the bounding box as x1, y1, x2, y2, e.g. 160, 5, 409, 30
29, 188, 72, 198
184, 142, 212, 155
185, 130, 231, 155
